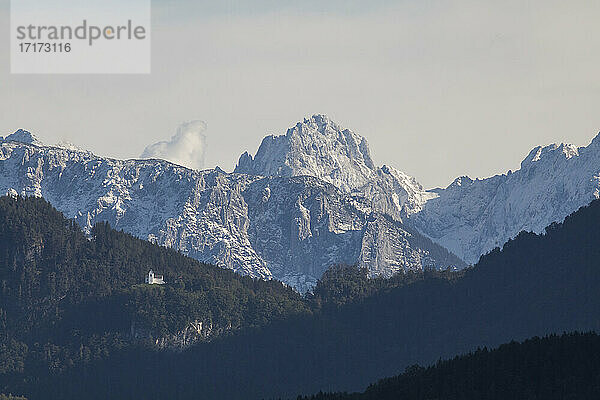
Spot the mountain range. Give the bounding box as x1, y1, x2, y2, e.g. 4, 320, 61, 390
0, 126, 459, 292
235, 114, 600, 264
1, 116, 600, 289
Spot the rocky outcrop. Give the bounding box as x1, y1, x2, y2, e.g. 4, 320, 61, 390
130, 319, 217, 350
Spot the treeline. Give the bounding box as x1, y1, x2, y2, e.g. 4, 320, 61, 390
7, 198, 600, 399
299, 332, 600, 400
310, 264, 464, 309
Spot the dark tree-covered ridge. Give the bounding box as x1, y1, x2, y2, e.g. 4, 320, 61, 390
3, 196, 600, 399
299, 332, 600, 400
0, 196, 309, 382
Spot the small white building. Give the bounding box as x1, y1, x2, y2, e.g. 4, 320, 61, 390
145, 270, 165, 285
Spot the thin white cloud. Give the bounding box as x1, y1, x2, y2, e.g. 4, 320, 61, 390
141, 121, 207, 170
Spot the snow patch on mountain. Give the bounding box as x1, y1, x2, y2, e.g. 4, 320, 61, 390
55, 141, 89, 152
359, 165, 437, 220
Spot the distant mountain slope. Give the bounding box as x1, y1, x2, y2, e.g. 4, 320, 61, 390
0, 135, 462, 292
299, 332, 600, 400
15, 198, 600, 400
0, 138, 272, 279
411, 135, 600, 263
243, 176, 462, 290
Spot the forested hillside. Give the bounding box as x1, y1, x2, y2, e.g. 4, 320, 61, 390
299, 332, 600, 400
2, 196, 600, 399
0, 196, 308, 391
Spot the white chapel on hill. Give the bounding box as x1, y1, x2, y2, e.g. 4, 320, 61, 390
145, 270, 165, 285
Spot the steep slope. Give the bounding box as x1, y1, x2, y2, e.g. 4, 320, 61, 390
0, 137, 462, 292
2, 129, 43, 146
410, 135, 600, 263
360, 164, 436, 217
243, 176, 461, 291
12, 198, 600, 400
0, 139, 271, 279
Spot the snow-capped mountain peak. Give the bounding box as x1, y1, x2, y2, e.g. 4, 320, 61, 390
235, 115, 433, 222
235, 114, 376, 192
55, 140, 89, 152
3, 129, 43, 146
520, 142, 579, 169
447, 176, 474, 189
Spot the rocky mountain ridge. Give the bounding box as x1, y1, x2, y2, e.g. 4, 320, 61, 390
410, 136, 600, 263
236, 114, 600, 264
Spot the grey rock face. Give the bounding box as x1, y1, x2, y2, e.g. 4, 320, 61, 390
130, 319, 216, 350
243, 176, 462, 292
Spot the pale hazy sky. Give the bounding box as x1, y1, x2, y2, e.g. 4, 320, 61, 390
1, 0, 599, 188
